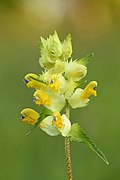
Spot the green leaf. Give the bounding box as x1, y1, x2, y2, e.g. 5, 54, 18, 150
67, 123, 82, 142
77, 53, 94, 66
68, 123, 109, 165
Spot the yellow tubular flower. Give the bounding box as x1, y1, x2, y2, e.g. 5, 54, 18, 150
21, 108, 40, 125
45, 73, 67, 95
40, 113, 71, 137
34, 90, 51, 106
52, 112, 71, 137
24, 73, 46, 90
81, 81, 97, 100
34, 89, 66, 112
69, 81, 97, 108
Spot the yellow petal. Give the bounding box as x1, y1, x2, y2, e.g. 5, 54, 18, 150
48, 74, 60, 92
21, 108, 40, 125
24, 73, 46, 90
52, 112, 71, 137
81, 81, 97, 100
34, 90, 52, 106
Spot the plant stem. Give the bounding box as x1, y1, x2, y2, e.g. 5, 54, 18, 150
65, 102, 73, 180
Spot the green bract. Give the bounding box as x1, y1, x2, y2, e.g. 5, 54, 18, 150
39, 31, 72, 69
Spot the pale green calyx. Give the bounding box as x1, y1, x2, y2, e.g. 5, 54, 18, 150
65, 60, 87, 81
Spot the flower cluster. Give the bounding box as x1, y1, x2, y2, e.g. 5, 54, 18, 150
21, 32, 97, 137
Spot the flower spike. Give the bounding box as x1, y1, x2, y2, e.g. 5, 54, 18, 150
21, 32, 108, 169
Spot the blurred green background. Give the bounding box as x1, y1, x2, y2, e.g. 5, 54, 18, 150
0, 0, 120, 179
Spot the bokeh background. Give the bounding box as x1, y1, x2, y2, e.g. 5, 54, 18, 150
0, 0, 120, 179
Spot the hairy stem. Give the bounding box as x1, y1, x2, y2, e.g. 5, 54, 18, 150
65, 102, 73, 180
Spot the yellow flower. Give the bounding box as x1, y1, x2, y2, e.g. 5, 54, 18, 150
48, 74, 60, 92
21, 108, 40, 125
40, 112, 71, 137
33, 89, 65, 112
52, 112, 71, 137
24, 73, 46, 90
69, 81, 97, 108
48, 74, 67, 95
81, 81, 97, 99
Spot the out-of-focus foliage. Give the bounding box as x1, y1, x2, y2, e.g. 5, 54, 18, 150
0, 0, 120, 180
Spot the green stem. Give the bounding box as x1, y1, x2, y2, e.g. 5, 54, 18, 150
65, 102, 73, 180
